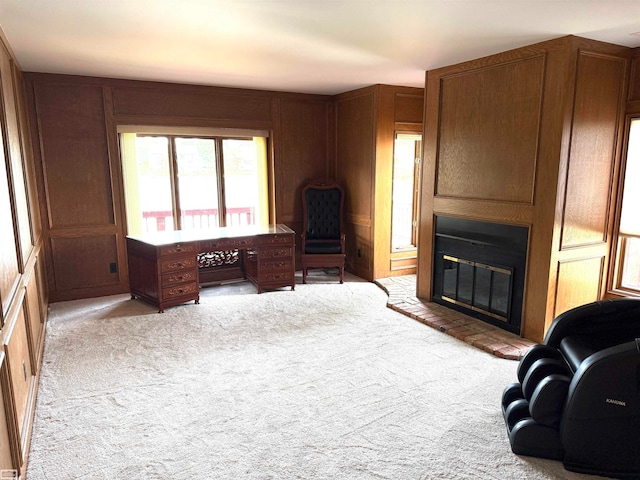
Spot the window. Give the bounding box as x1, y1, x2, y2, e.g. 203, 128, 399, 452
120, 130, 269, 235
391, 133, 421, 250
615, 118, 640, 293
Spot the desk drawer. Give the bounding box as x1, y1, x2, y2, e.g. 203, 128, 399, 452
261, 234, 293, 246
159, 242, 198, 257
260, 247, 292, 259
260, 259, 292, 272
161, 281, 198, 301
259, 271, 293, 283
201, 237, 254, 251
162, 270, 198, 286
160, 256, 197, 273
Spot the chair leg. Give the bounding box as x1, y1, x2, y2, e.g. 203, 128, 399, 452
339, 267, 344, 284
303, 267, 307, 284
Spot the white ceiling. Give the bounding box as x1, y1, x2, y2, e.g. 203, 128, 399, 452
1, 0, 639, 95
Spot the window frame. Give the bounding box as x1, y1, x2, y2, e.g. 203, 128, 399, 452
610, 114, 640, 298
390, 131, 422, 253
118, 128, 271, 235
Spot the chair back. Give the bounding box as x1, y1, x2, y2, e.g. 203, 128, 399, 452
302, 180, 344, 241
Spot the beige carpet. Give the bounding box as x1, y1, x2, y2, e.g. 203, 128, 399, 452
26, 273, 606, 479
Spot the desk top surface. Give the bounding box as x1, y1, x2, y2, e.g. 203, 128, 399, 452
127, 224, 294, 247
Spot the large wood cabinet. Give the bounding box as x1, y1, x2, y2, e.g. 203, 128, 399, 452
417, 35, 630, 342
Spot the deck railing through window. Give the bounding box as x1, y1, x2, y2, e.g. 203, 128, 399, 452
142, 207, 254, 232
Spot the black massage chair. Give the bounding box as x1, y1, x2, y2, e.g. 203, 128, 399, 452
501, 298, 640, 478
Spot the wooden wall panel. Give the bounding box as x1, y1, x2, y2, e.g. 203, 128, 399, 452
561, 52, 627, 248
372, 86, 397, 279
0, 353, 15, 474
346, 223, 372, 277
12, 67, 40, 247
3, 297, 33, 447
0, 45, 31, 266
34, 252, 47, 320
336, 92, 375, 222
275, 99, 330, 223
628, 50, 640, 103
112, 86, 272, 123
554, 256, 604, 316
0, 116, 19, 320
23, 267, 43, 374
34, 83, 114, 228
395, 93, 423, 124
436, 55, 544, 203
50, 235, 119, 291
336, 91, 375, 279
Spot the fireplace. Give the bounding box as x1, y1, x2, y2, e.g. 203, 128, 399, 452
432, 216, 528, 334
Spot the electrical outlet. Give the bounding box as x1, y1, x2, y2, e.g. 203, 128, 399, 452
109, 262, 117, 273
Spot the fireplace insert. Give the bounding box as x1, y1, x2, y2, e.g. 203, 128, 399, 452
433, 216, 528, 334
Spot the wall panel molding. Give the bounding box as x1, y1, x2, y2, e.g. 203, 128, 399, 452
435, 54, 545, 204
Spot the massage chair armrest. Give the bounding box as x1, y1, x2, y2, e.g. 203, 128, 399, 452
559, 340, 640, 476
563, 340, 640, 424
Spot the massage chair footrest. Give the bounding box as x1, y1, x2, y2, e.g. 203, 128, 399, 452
506, 417, 564, 460
502, 383, 564, 461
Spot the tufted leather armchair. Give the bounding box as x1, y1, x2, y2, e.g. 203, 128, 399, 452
301, 179, 346, 283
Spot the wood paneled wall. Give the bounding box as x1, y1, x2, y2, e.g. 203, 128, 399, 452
336, 88, 375, 278
24, 73, 334, 302
418, 36, 629, 342
0, 29, 48, 477
335, 84, 424, 281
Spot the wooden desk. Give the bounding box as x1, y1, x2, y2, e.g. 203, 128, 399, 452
126, 224, 295, 312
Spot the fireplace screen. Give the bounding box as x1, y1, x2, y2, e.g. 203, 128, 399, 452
441, 254, 513, 322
